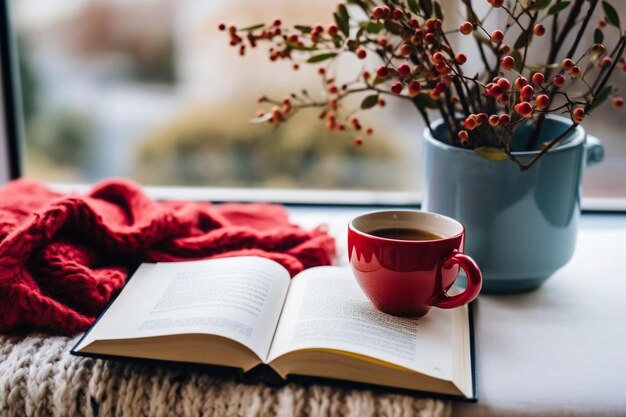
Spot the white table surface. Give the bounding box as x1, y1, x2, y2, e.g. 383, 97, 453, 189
289, 208, 626, 417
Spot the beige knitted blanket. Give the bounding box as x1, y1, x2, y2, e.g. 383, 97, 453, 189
0, 334, 449, 417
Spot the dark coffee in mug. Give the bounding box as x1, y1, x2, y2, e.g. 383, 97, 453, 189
368, 227, 444, 241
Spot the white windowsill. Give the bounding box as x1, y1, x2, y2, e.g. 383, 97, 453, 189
48, 183, 626, 211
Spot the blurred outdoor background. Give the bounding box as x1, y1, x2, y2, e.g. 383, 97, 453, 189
7, 0, 626, 196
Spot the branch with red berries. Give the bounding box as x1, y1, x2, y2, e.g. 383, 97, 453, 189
221, 0, 625, 169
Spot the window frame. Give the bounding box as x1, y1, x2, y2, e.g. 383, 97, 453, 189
1, 1, 625, 212
0, 1, 21, 181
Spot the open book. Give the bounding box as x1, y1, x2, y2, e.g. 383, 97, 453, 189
72, 256, 476, 400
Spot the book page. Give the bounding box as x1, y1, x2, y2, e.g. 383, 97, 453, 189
77, 256, 290, 361
267, 267, 458, 381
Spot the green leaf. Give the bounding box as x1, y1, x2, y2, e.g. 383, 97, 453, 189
434, 1, 444, 19
338, 4, 349, 25
529, 0, 551, 10
334, 11, 350, 37
422, 0, 434, 17
332, 36, 342, 48
589, 84, 613, 112
239, 23, 265, 32
384, 20, 403, 35
284, 41, 318, 51
514, 31, 533, 51
250, 112, 273, 124
361, 94, 379, 110
407, 0, 420, 13
372, 76, 387, 86
294, 25, 312, 34
548, 1, 570, 14
594, 28, 604, 44
306, 52, 338, 63
361, 21, 384, 34
602, 1, 620, 28
474, 146, 508, 162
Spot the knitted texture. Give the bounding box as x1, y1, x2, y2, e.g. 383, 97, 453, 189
0, 334, 450, 417
0, 179, 335, 334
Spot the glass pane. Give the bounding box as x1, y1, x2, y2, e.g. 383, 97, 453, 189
9, 0, 420, 192
6, 0, 626, 197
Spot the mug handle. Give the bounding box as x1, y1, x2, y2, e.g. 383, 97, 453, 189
433, 250, 482, 309
585, 135, 604, 166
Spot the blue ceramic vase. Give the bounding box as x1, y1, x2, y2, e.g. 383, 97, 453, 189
422, 115, 603, 293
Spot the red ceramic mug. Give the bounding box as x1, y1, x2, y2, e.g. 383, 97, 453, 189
348, 210, 482, 317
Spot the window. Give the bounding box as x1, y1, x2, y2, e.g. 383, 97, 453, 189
2, 0, 625, 204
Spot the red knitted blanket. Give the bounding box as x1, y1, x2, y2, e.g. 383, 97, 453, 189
0, 179, 335, 334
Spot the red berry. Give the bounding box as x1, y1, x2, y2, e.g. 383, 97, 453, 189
553, 74, 566, 87
501, 55, 515, 70
390, 81, 403, 95
572, 107, 585, 123
488, 115, 499, 127
392, 9, 404, 20
458, 130, 469, 143
600, 56, 613, 68
489, 84, 504, 97
491, 30, 504, 43
354, 136, 364, 146
366, 127, 374, 135
521, 85, 535, 100
272, 19, 282, 27
490, 0, 504, 7
378, 98, 386, 107
400, 43, 412, 56
533, 24, 545, 36
569, 66, 581, 78
435, 62, 449, 74
535, 94, 550, 110
398, 63, 411, 77
592, 44, 606, 55
455, 53, 467, 65
613, 97, 624, 108
477, 113, 488, 125
499, 114, 510, 125
408, 81, 422, 97
532, 72, 545, 85
459, 21, 473, 35
372, 6, 390, 20
514, 101, 533, 117
464, 115, 478, 130
561, 58, 575, 71
376, 66, 389, 78
497, 94, 510, 105
327, 24, 339, 36
357, 48, 367, 59
497, 77, 511, 91
514, 76, 528, 90
432, 51, 445, 64
218, 23, 226, 31
598, 18, 607, 28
